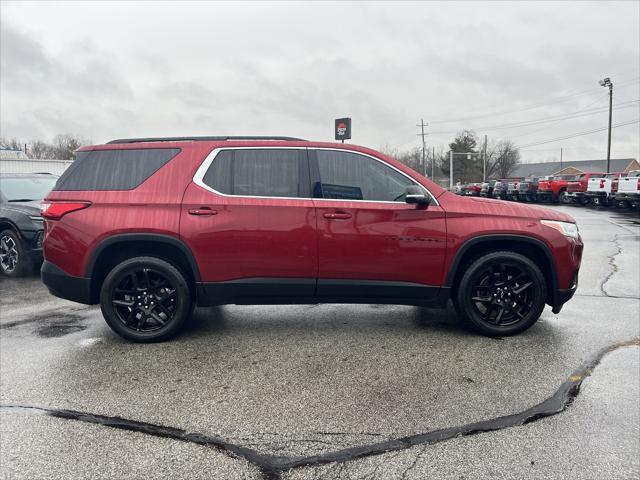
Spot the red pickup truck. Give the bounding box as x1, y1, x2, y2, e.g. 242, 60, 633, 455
536, 175, 577, 203
565, 172, 606, 204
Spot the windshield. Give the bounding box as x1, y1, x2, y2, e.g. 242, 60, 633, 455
0, 176, 58, 201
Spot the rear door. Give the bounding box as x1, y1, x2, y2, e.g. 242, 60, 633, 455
181, 147, 317, 303
310, 148, 447, 301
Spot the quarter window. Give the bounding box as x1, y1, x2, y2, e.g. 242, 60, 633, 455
54, 148, 180, 191
202, 149, 303, 198
315, 150, 423, 202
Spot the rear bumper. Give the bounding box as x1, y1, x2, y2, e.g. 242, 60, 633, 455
537, 191, 553, 199
41, 261, 94, 305
615, 193, 640, 200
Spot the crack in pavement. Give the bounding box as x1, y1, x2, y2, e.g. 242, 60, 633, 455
599, 233, 624, 297
2, 337, 638, 480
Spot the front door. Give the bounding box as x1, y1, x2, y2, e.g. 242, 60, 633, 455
311, 149, 447, 301
181, 147, 317, 304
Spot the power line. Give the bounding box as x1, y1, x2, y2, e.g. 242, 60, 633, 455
429, 99, 638, 135
510, 94, 610, 139
427, 77, 640, 125
515, 119, 640, 149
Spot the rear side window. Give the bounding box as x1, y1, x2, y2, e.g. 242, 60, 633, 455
54, 148, 180, 191
315, 150, 423, 202
202, 149, 304, 198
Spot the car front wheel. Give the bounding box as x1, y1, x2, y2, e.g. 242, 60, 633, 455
100, 256, 193, 342
454, 251, 547, 336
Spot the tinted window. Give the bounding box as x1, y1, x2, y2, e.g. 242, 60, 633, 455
54, 148, 180, 191
202, 149, 302, 197
1, 176, 58, 201
315, 150, 423, 201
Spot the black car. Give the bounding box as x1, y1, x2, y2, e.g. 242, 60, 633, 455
0, 173, 58, 276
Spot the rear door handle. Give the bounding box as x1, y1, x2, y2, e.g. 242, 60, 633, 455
323, 212, 352, 220
188, 207, 218, 216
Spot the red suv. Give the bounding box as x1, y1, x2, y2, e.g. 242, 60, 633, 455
41, 136, 582, 342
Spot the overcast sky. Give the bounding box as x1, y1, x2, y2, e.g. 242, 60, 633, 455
1, 1, 638, 163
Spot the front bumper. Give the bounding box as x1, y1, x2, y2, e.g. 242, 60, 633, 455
41, 261, 94, 304
552, 270, 578, 314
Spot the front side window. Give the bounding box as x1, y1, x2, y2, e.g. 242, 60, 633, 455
202, 149, 302, 198
315, 150, 423, 202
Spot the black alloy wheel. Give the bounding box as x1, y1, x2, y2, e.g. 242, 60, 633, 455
455, 251, 546, 336
0, 230, 31, 277
100, 256, 193, 342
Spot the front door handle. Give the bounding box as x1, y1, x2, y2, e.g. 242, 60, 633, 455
188, 207, 218, 216
323, 212, 352, 220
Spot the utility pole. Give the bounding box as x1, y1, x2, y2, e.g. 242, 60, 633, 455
483, 135, 488, 182
599, 77, 613, 172
417, 119, 428, 176
560, 147, 563, 170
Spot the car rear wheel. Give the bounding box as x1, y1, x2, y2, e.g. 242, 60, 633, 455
454, 251, 547, 336
0, 230, 32, 277
100, 256, 193, 342
559, 191, 570, 204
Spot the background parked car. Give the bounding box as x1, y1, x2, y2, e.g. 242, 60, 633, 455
493, 180, 508, 199
518, 177, 543, 202
463, 183, 482, 196
565, 172, 606, 204
614, 170, 640, 209
0, 173, 58, 276
537, 174, 576, 203
586, 172, 625, 207
480, 180, 496, 198
506, 178, 523, 201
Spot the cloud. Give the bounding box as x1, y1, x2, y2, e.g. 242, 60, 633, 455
0, 2, 638, 162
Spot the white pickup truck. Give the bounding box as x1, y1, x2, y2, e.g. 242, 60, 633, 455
585, 172, 625, 206
614, 170, 640, 209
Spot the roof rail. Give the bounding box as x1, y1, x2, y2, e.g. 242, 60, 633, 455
107, 136, 307, 144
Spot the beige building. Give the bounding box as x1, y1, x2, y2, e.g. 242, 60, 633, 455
510, 158, 639, 178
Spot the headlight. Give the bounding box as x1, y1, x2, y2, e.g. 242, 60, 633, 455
541, 220, 579, 239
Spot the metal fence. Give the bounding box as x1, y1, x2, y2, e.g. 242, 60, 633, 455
0, 159, 73, 175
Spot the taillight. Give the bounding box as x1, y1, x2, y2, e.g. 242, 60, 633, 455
599, 179, 605, 188
40, 201, 91, 220
637, 180, 640, 191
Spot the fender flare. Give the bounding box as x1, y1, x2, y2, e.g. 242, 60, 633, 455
85, 233, 201, 281
445, 234, 558, 294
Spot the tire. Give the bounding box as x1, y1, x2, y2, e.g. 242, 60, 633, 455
454, 251, 547, 336
100, 256, 193, 342
0, 230, 32, 277
559, 191, 569, 204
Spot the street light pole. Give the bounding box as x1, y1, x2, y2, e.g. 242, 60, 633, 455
449, 150, 454, 190
599, 77, 613, 172
483, 135, 487, 182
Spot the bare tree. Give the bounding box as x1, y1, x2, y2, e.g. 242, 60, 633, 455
50, 134, 87, 160
485, 140, 521, 179
29, 140, 55, 159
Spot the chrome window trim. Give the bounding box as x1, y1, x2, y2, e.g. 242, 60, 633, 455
192, 146, 439, 206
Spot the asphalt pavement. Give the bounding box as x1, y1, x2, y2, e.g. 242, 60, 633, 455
1, 204, 638, 479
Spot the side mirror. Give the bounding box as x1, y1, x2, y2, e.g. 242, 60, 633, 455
405, 185, 430, 205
